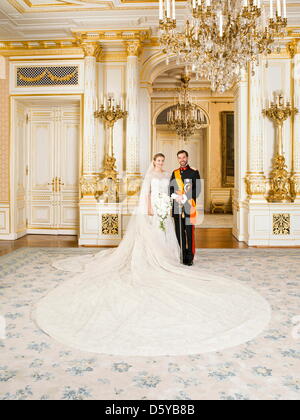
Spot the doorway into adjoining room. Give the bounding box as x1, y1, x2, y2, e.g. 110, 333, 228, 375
150, 65, 234, 229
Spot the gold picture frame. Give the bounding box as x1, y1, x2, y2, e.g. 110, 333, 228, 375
221, 111, 234, 188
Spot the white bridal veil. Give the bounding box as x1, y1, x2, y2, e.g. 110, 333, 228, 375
34, 163, 271, 356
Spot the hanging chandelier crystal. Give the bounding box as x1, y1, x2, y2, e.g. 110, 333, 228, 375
167, 74, 208, 141
159, 0, 288, 92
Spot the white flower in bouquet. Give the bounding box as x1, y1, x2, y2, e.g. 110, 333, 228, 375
153, 192, 172, 232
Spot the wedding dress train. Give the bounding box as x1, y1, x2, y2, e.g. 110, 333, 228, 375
34, 169, 271, 356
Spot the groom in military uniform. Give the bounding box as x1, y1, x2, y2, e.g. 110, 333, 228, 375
169, 150, 201, 266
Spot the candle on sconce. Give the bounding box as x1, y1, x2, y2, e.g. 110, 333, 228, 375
277, 0, 281, 17
270, 0, 274, 18
283, 0, 287, 18
219, 12, 223, 37
159, 0, 163, 20
172, 0, 176, 19
166, 0, 171, 18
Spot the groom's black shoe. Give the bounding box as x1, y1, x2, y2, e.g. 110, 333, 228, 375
186, 256, 194, 266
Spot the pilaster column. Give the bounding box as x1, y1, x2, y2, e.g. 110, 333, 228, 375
80, 41, 102, 196
139, 82, 152, 174
232, 69, 248, 241
289, 43, 300, 200
245, 60, 267, 199
125, 41, 141, 176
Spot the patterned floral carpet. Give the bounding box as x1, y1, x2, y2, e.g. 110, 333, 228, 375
0, 247, 299, 400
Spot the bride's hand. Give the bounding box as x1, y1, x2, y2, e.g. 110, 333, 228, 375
148, 209, 154, 216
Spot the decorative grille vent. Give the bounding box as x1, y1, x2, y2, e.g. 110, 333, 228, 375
16, 66, 79, 87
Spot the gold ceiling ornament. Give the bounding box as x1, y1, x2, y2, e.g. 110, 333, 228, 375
262, 92, 298, 203
167, 72, 208, 141
158, 0, 288, 93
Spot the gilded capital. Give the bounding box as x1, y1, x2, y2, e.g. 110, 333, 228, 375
80, 176, 98, 197
245, 174, 267, 198
287, 39, 299, 59
126, 41, 142, 57
81, 41, 102, 59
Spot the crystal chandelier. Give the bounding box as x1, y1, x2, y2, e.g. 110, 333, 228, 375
167, 74, 208, 141
159, 0, 288, 92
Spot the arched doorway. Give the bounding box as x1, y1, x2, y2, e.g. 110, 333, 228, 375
153, 104, 208, 217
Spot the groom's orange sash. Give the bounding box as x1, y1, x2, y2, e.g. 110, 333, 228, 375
174, 169, 197, 226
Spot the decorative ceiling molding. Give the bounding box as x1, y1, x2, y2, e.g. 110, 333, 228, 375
7, 0, 113, 13
0, 28, 152, 56
6, 0, 167, 13
73, 28, 150, 42
1, 1, 300, 42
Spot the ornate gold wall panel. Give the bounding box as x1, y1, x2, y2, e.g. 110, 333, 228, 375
101, 214, 119, 235
273, 213, 291, 235
0, 57, 9, 202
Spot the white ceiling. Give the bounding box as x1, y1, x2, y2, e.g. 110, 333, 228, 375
0, 0, 299, 40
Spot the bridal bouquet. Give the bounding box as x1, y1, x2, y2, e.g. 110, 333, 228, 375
153, 192, 172, 233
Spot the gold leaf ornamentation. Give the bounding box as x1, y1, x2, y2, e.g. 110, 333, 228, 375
273, 213, 290, 235
102, 214, 119, 236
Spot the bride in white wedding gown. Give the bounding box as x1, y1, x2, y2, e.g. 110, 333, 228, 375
34, 154, 271, 356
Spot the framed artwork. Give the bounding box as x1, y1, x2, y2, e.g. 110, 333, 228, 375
221, 111, 234, 188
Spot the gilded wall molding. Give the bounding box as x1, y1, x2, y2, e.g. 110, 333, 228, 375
153, 87, 211, 92
97, 51, 127, 62
73, 29, 150, 43
0, 29, 151, 57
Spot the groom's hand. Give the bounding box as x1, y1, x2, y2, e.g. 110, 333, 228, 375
173, 192, 187, 204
